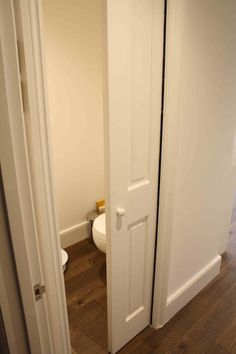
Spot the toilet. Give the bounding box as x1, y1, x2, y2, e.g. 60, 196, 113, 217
61, 249, 68, 272
92, 213, 106, 253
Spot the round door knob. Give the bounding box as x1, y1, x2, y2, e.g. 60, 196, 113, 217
117, 208, 125, 216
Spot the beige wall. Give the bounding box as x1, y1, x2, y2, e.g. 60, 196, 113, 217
164, 0, 236, 320
43, 0, 105, 233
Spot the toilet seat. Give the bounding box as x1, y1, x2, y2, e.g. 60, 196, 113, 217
93, 213, 106, 253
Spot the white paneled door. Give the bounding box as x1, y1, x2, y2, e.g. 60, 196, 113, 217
106, 1, 164, 352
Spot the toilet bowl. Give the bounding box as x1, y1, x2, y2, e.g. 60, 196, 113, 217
61, 249, 68, 272
92, 213, 106, 253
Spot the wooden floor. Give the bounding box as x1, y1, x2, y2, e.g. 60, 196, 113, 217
64, 237, 107, 353
65, 206, 236, 354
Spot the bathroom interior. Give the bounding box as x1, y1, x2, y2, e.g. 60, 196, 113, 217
42, 0, 108, 351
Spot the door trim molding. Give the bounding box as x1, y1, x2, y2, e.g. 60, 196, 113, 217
151, 0, 182, 328
9, 0, 71, 352
0, 1, 53, 352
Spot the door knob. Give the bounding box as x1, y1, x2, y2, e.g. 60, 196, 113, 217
116, 208, 125, 217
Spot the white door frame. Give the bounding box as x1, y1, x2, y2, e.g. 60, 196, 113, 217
0, 0, 70, 353
0, 1, 54, 352
1, 0, 173, 351
152, 0, 185, 328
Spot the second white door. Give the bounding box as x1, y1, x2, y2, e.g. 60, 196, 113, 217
105, 1, 164, 352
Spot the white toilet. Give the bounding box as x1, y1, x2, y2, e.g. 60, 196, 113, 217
61, 249, 68, 272
92, 213, 106, 253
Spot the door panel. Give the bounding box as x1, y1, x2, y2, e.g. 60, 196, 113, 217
106, 0, 164, 352
127, 218, 147, 319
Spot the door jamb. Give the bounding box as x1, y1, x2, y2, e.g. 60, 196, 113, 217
0, 1, 55, 353
151, 0, 181, 328
1, 0, 71, 353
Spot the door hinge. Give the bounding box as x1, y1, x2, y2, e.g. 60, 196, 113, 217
33, 283, 45, 301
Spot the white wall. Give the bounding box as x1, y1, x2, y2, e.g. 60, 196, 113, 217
42, 0, 105, 240
164, 0, 236, 320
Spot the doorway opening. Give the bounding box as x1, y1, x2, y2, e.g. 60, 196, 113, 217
9, 0, 165, 351
42, 1, 108, 352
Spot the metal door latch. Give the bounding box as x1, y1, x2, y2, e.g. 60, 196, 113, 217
33, 283, 45, 301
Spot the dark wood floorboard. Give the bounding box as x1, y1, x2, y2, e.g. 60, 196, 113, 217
65, 207, 236, 353
65, 238, 107, 354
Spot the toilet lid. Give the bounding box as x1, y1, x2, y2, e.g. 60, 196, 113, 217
93, 213, 106, 240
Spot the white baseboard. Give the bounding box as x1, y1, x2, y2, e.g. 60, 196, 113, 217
60, 221, 89, 249
165, 255, 221, 322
